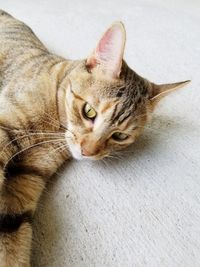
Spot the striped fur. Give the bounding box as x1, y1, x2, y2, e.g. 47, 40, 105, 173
0, 10, 189, 266
0, 10, 71, 267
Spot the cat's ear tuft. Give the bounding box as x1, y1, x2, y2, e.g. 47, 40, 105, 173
86, 22, 126, 78
150, 80, 191, 104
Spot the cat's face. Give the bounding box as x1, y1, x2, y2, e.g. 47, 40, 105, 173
59, 62, 152, 160
57, 22, 189, 160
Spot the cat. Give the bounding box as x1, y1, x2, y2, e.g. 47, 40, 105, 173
0, 10, 189, 267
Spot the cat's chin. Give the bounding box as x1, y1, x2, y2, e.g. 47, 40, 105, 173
73, 155, 98, 161
70, 149, 102, 161
71, 152, 100, 161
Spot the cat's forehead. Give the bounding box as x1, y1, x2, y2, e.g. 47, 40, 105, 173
71, 63, 149, 123
71, 65, 123, 94
74, 68, 148, 100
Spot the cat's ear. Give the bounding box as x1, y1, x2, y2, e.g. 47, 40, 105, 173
150, 80, 191, 105
86, 22, 126, 78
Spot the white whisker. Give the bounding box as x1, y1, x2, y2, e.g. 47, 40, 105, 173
0, 132, 65, 156
4, 138, 66, 169
43, 112, 68, 131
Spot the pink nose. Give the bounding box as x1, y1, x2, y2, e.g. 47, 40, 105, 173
81, 147, 96, 157
81, 144, 101, 157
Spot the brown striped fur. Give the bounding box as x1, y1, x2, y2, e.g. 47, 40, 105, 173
0, 10, 189, 266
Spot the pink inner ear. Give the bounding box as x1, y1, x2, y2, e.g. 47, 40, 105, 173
96, 28, 114, 58
87, 23, 125, 77
87, 29, 115, 68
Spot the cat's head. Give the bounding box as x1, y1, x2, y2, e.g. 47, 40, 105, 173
57, 22, 189, 160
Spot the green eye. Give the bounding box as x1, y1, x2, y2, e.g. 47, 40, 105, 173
83, 103, 97, 120
112, 132, 128, 141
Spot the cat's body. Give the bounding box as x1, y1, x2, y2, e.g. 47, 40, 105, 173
0, 11, 72, 266
0, 10, 189, 267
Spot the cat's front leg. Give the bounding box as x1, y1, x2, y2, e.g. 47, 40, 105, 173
0, 167, 45, 267
0, 129, 45, 267
0, 217, 32, 267
0, 126, 68, 266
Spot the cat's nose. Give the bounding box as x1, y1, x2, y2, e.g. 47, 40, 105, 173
80, 138, 103, 157
81, 143, 101, 157
81, 149, 90, 156
81, 147, 97, 157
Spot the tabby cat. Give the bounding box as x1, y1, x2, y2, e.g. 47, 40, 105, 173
0, 10, 189, 267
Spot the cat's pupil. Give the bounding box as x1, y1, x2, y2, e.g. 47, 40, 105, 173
83, 103, 97, 120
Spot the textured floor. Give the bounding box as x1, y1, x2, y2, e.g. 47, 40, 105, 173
1, 0, 200, 266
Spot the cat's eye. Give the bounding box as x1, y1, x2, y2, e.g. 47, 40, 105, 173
112, 132, 128, 141
83, 103, 97, 120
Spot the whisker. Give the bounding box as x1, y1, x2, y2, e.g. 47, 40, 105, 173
4, 138, 66, 170
0, 124, 19, 132
43, 112, 61, 125
47, 143, 69, 158
41, 115, 75, 137
106, 154, 121, 160
0, 132, 65, 154
43, 112, 68, 131
23, 129, 65, 134
116, 150, 133, 155
0, 123, 66, 135
101, 158, 110, 168
40, 117, 61, 130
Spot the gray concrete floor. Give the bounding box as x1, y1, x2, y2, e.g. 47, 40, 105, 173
1, 0, 200, 266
